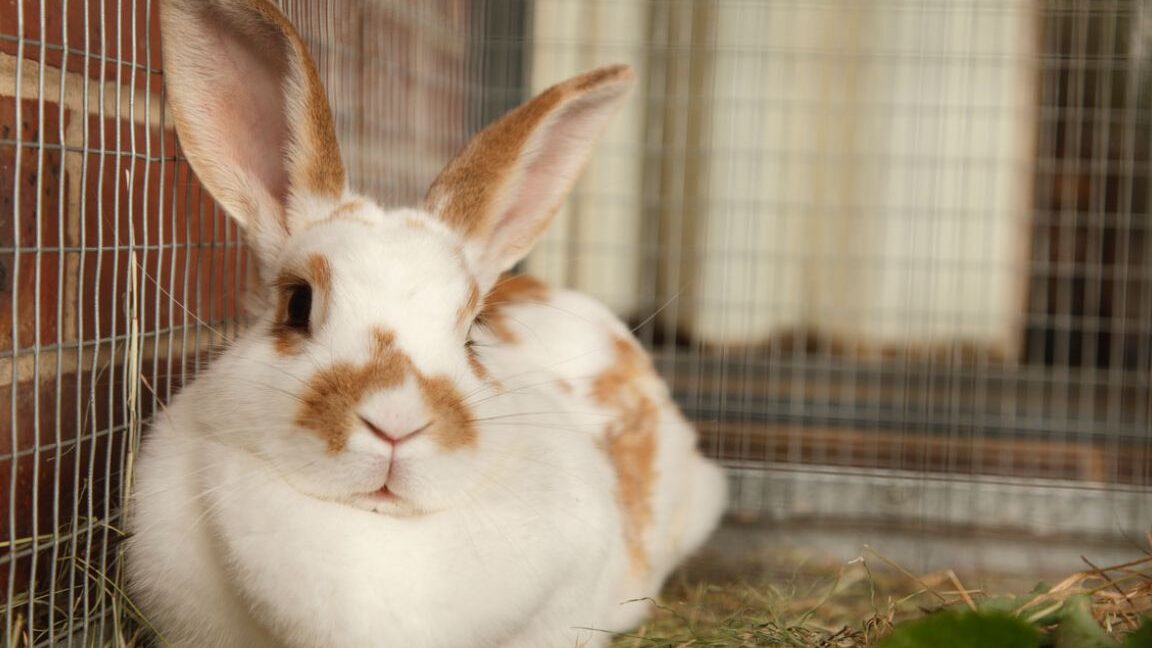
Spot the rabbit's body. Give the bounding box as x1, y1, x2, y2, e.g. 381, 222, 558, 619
132, 425, 617, 648
476, 278, 729, 603
128, 1, 725, 646
130, 270, 724, 648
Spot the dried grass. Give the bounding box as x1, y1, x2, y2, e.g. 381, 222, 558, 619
5, 541, 1152, 647
610, 544, 1152, 647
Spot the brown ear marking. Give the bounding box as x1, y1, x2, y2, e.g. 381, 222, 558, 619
240, 0, 345, 198
592, 335, 659, 577
298, 52, 345, 198
478, 273, 551, 344
424, 65, 634, 240
160, 0, 348, 270
186, 0, 344, 199
296, 327, 476, 453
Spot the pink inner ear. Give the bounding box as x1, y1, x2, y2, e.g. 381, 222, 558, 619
208, 12, 292, 210
495, 95, 617, 257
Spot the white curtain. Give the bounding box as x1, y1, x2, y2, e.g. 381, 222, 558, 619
529, 0, 1038, 359
526, 0, 650, 316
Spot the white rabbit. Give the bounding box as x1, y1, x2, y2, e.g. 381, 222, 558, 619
125, 1, 727, 646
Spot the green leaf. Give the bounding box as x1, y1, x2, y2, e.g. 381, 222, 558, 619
1055, 595, 1117, 648
1122, 619, 1152, 648
879, 611, 1040, 648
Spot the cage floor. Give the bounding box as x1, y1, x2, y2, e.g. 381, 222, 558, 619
611, 519, 1151, 647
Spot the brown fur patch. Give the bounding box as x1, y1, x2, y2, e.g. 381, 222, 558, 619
405, 216, 431, 231
371, 328, 396, 352
458, 279, 481, 329
417, 375, 477, 450
307, 254, 332, 296
327, 199, 364, 221
297, 54, 345, 197
233, 0, 345, 198
297, 333, 408, 452
296, 327, 476, 452
271, 328, 301, 355
466, 351, 491, 383
424, 66, 633, 240
591, 335, 659, 578
479, 273, 550, 344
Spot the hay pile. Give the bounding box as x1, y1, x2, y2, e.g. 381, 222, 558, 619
6, 531, 1152, 647
612, 547, 1152, 647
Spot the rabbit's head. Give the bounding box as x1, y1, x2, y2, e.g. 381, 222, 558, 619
160, 0, 631, 515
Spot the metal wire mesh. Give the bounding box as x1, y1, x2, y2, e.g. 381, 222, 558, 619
0, 1, 476, 644
519, 0, 1152, 540
2, 0, 1151, 645
1, 1, 244, 643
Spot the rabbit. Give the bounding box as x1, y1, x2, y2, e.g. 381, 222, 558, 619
124, 1, 728, 647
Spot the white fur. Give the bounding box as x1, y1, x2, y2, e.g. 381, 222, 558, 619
135, 3, 725, 643
126, 205, 726, 647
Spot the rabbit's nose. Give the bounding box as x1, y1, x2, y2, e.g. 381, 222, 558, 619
359, 415, 431, 445
355, 376, 432, 446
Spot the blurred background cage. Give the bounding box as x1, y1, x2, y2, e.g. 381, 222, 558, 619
3, 0, 1152, 645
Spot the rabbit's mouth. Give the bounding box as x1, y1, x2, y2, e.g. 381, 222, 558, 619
372, 485, 398, 501
347, 482, 425, 517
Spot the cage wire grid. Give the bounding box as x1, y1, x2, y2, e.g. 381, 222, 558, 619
522, 0, 1152, 531
3, 0, 1152, 645
1, 0, 243, 643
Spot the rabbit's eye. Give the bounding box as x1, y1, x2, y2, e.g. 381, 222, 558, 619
465, 313, 490, 351
285, 283, 312, 331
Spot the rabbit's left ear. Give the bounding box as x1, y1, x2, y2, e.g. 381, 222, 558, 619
426, 65, 634, 291
160, 0, 346, 264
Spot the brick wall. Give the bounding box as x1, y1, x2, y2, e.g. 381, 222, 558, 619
0, 0, 474, 643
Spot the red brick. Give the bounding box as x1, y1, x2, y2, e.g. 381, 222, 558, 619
0, 369, 115, 576
71, 107, 192, 249
0, 251, 62, 353
0, 350, 209, 608
63, 239, 246, 347
0, 0, 164, 94
0, 97, 67, 250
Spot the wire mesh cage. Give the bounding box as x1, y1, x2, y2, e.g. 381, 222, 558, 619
514, 0, 1152, 549
2, 0, 1151, 645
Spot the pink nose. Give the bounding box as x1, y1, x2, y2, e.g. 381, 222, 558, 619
359, 415, 431, 445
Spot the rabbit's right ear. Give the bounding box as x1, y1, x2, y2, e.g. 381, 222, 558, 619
160, 0, 346, 264
426, 66, 633, 292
